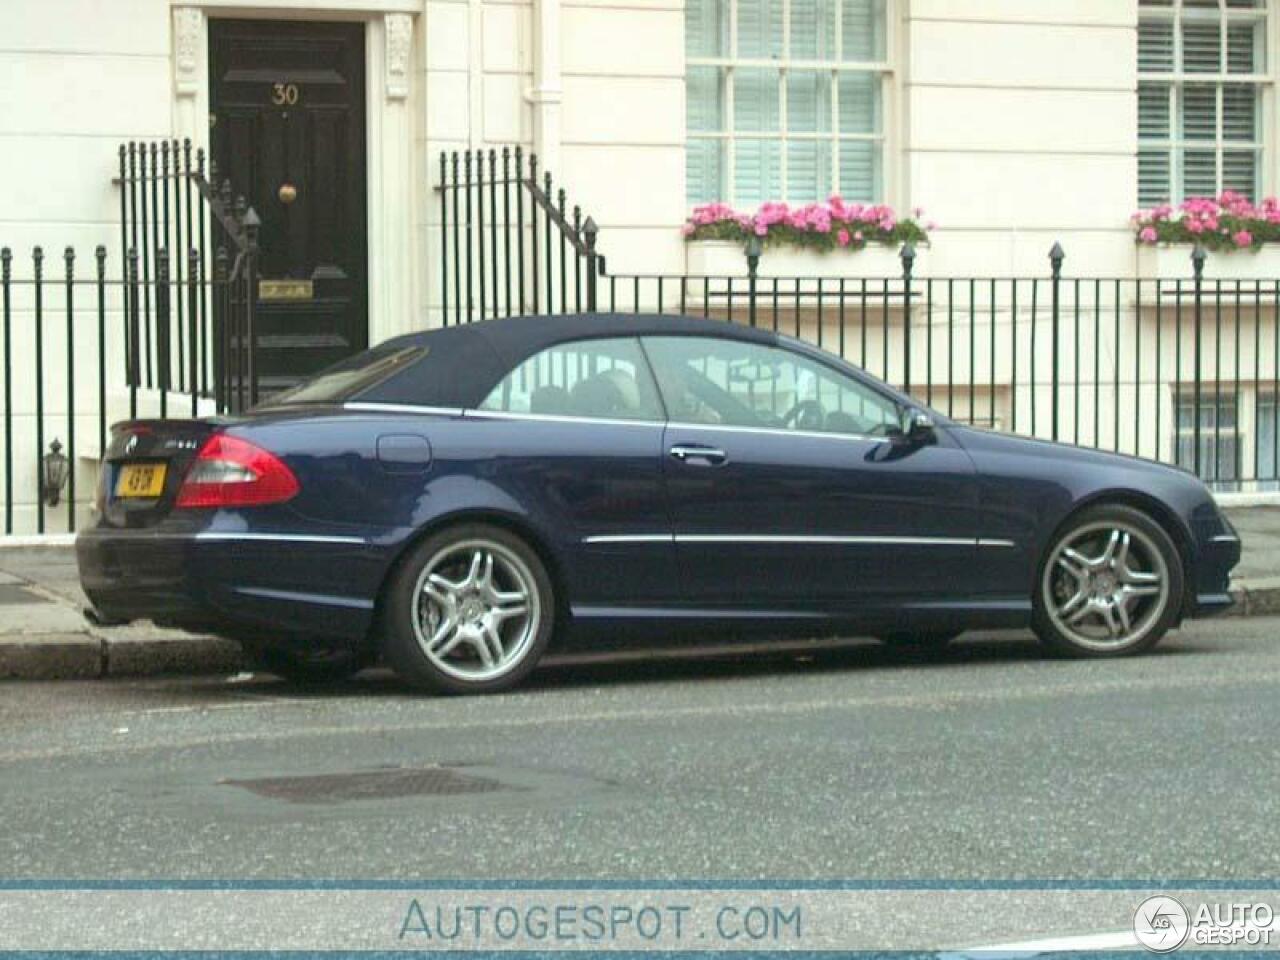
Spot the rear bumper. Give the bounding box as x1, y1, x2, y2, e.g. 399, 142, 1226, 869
76, 526, 389, 643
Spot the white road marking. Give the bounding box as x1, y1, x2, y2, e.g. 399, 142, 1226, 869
948, 929, 1138, 955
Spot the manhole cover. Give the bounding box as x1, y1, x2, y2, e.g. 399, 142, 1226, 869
221, 767, 515, 804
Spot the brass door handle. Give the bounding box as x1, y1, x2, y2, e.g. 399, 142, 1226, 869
278, 182, 297, 205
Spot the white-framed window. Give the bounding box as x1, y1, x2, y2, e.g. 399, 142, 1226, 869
1175, 390, 1240, 487
1257, 391, 1279, 487
1138, 0, 1272, 206
685, 0, 890, 206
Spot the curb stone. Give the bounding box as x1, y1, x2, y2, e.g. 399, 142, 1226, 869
1226, 578, 1280, 618
0, 634, 103, 681
100, 629, 244, 677
0, 618, 244, 682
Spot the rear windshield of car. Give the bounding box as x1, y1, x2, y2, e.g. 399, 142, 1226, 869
267, 345, 427, 406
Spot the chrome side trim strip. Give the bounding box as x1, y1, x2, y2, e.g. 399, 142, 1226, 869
583, 533, 1016, 548
233, 586, 376, 609
583, 534, 675, 544
666, 420, 891, 444
343, 402, 464, 417
463, 409, 664, 428
676, 534, 974, 546
194, 532, 367, 545
1211, 533, 1241, 543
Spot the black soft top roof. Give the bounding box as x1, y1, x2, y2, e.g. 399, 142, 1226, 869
355, 313, 781, 409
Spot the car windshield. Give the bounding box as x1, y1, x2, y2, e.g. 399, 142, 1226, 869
266, 345, 427, 406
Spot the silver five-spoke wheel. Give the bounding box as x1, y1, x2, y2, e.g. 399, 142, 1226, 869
412, 539, 541, 683
1037, 507, 1180, 656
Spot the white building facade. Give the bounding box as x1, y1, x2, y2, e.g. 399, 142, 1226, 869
2, 0, 1279, 532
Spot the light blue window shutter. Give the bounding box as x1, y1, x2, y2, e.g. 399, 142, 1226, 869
686, 66, 725, 203
836, 73, 880, 200
789, 0, 836, 61
685, 0, 728, 203
786, 72, 831, 201
734, 67, 781, 204
686, 0, 728, 57
841, 0, 885, 61
738, 0, 783, 59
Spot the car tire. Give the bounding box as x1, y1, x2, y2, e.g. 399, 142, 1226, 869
241, 641, 370, 683
1033, 504, 1183, 658
382, 522, 556, 695
877, 631, 959, 649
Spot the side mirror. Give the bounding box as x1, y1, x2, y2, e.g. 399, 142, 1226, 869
898, 409, 936, 444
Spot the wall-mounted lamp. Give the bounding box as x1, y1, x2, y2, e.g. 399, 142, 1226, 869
42, 438, 69, 507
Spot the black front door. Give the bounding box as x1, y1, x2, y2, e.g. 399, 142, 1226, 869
209, 19, 368, 393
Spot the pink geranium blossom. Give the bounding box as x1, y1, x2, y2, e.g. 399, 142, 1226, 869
1132, 192, 1280, 251
682, 196, 930, 252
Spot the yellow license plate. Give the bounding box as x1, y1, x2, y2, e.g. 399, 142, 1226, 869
114, 463, 167, 499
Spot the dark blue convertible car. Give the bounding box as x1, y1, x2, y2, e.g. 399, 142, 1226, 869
78, 314, 1241, 693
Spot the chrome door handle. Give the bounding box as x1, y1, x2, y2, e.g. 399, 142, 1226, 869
669, 444, 728, 465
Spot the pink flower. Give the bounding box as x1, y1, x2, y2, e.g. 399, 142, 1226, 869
926, 221, 938, 232
753, 221, 768, 237
1139, 226, 1158, 244
681, 223, 695, 237
836, 229, 851, 247
1234, 230, 1253, 248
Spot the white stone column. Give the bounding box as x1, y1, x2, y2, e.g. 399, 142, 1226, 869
170, 6, 207, 156
530, 0, 563, 173
369, 11, 418, 343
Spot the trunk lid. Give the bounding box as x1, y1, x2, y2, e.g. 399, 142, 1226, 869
98, 419, 223, 528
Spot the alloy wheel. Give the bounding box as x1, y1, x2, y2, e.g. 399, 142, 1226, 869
1042, 521, 1170, 651
411, 539, 540, 682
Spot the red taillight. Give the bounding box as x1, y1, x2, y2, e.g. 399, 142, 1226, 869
175, 434, 299, 508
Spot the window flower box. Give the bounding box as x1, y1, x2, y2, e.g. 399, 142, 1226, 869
686, 238, 910, 279
1136, 243, 1280, 283
683, 199, 929, 279
1134, 193, 1280, 281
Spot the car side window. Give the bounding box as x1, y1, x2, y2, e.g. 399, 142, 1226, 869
478, 336, 664, 422
642, 336, 902, 437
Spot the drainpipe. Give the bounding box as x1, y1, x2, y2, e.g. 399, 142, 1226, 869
530, 0, 562, 174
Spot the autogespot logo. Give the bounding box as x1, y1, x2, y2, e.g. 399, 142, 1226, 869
1134, 895, 1191, 953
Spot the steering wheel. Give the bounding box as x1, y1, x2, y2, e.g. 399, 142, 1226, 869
782, 399, 826, 431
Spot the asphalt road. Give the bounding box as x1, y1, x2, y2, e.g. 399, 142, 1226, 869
2, 620, 1279, 884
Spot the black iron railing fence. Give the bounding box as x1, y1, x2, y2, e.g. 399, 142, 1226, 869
0, 139, 262, 536
0, 245, 241, 535
114, 138, 263, 412
436, 148, 1279, 492
437, 147, 600, 324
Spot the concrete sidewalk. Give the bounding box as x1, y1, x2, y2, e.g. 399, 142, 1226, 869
1, 506, 1277, 681
0, 547, 240, 680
